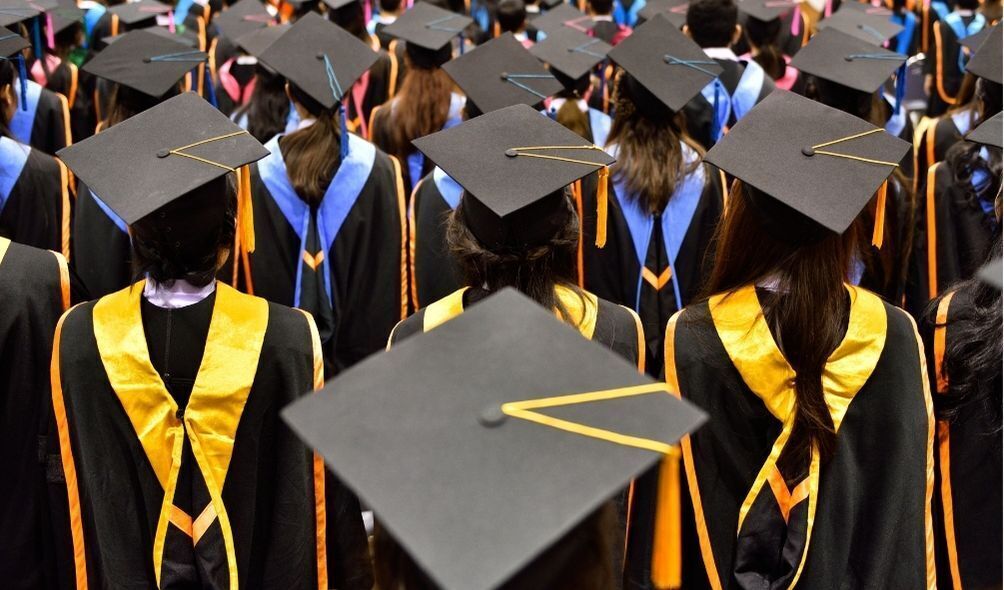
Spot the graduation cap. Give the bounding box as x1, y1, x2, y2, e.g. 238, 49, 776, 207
965, 24, 1001, 85
607, 13, 723, 112
102, 25, 200, 47
443, 32, 562, 114
527, 3, 595, 35
0, 0, 54, 27
234, 22, 288, 58
83, 29, 206, 98
816, 7, 904, 45
530, 25, 610, 83
57, 92, 268, 256
965, 111, 1003, 149
790, 27, 906, 93
382, 1, 471, 51
107, 0, 172, 27
413, 103, 615, 249
704, 90, 910, 244
212, 0, 273, 43
959, 25, 991, 52
0, 25, 29, 110
282, 287, 706, 590
978, 257, 1003, 290
637, 0, 689, 27
737, 0, 799, 23
321, 0, 359, 10
40, 2, 83, 37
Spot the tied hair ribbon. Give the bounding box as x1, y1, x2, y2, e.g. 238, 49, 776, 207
802, 128, 897, 248
155, 130, 257, 254
568, 38, 606, 59
663, 54, 719, 77
0, 34, 29, 110
500, 72, 555, 99
319, 52, 350, 160
505, 144, 611, 247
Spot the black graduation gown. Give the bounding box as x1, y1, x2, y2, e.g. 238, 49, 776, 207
71, 181, 133, 300
913, 107, 977, 191
920, 287, 1003, 590
0, 238, 69, 590
346, 47, 402, 141
33, 57, 96, 144
925, 14, 982, 117
408, 168, 464, 311
8, 78, 71, 156
857, 177, 913, 304
581, 155, 725, 378
246, 132, 407, 377
48, 281, 372, 589
906, 161, 999, 315
667, 284, 935, 589
682, 58, 775, 150
0, 136, 70, 256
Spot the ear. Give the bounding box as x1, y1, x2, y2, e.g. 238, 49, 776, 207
731, 24, 743, 45
682, 24, 691, 38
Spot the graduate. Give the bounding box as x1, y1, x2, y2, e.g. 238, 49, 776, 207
736, 0, 800, 91
369, 2, 469, 190
370, 0, 405, 48
669, 90, 933, 588
208, 0, 275, 116
408, 32, 562, 308
284, 288, 706, 590
88, 0, 173, 52
228, 23, 299, 141
0, 236, 69, 590
924, 0, 987, 116
582, 15, 724, 379
52, 92, 372, 589
1, 29, 72, 256
72, 29, 208, 300
496, 0, 533, 46
921, 237, 1002, 590
251, 13, 407, 376
393, 103, 644, 370
587, 0, 632, 45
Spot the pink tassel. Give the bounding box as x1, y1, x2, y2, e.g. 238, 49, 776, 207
45, 13, 55, 49
167, 10, 176, 33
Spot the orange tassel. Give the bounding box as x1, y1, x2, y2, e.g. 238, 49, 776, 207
650, 452, 682, 589
595, 166, 609, 248
238, 165, 255, 254
871, 180, 887, 249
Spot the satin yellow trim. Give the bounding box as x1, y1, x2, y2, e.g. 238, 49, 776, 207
623, 304, 646, 373
422, 286, 599, 338
93, 281, 268, 590
192, 503, 217, 546
390, 155, 409, 322
52, 250, 70, 311
169, 505, 194, 538
422, 287, 468, 332
0, 237, 9, 265
650, 452, 682, 589
407, 177, 424, 311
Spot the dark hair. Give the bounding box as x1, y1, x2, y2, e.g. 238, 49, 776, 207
945, 137, 1003, 211
552, 71, 592, 140
379, 0, 403, 12
373, 501, 617, 590
976, 77, 1003, 120
497, 0, 528, 33
328, 0, 370, 42
744, 16, 785, 80
282, 83, 343, 205
607, 71, 703, 213
131, 175, 236, 287
1, 59, 15, 139
956, 0, 980, 9
703, 181, 860, 469
686, 0, 738, 48
446, 192, 586, 323
234, 65, 291, 143
588, 0, 614, 15
932, 236, 1003, 424
104, 82, 182, 128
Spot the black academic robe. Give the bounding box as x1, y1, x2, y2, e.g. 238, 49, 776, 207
581, 155, 725, 378
48, 281, 372, 589
246, 132, 407, 377
925, 14, 984, 117
8, 79, 71, 156
857, 177, 913, 304
0, 238, 69, 590
667, 284, 935, 589
71, 182, 133, 300
346, 47, 403, 141
408, 168, 464, 311
920, 287, 1003, 590
682, 58, 775, 150
33, 57, 96, 144
906, 161, 1000, 315
913, 108, 978, 191
0, 137, 70, 256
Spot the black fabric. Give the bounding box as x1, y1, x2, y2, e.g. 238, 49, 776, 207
140, 291, 215, 408
24, 84, 71, 156
924, 16, 975, 117
71, 181, 133, 300
0, 241, 66, 590
0, 146, 66, 252
682, 59, 775, 150
409, 171, 463, 310
857, 176, 913, 303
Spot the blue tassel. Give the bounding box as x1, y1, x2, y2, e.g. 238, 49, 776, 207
339, 103, 349, 161
17, 54, 27, 111
205, 67, 218, 108
597, 59, 606, 113
711, 82, 722, 143
894, 63, 906, 115
459, 35, 464, 55
31, 17, 42, 63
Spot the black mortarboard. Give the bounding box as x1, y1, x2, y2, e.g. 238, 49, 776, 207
816, 7, 904, 45
443, 33, 562, 113
102, 25, 199, 47
382, 1, 471, 51
107, 0, 172, 26
0, 0, 54, 27
282, 287, 706, 590
791, 27, 906, 94
57, 92, 269, 225
607, 13, 723, 112
737, 0, 798, 23
540, 0, 563, 8
234, 22, 288, 57
978, 258, 1003, 290
0, 24, 28, 55
530, 25, 610, 82
258, 12, 377, 110
212, 0, 273, 42
83, 29, 205, 98
527, 3, 595, 35
637, 0, 688, 26
704, 89, 910, 235
965, 24, 1001, 85
44, 2, 84, 35
322, 0, 359, 10
959, 25, 990, 52
965, 111, 1003, 149
412, 103, 614, 249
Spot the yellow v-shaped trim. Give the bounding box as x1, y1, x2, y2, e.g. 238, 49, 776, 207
0, 237, 10, 266
500, 383, 680, 455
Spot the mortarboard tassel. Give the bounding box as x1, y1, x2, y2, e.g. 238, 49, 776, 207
595, 166, 609, 248
237, 164, 256, 254
45, 13, 55, 49
650, 452, 683, 590
894, 62, 906, 115
339, 103, 349, 160
16, 54, 28, 111
31, 17, 43, 62
711, 83, 723, 144
871, 180, 887, 249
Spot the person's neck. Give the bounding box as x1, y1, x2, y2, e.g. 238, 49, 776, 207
143, 278, 216, 309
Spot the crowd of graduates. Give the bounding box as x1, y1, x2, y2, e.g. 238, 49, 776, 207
1, 0, 1001, 586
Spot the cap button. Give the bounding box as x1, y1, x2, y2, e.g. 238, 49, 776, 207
478, 405, 507, 428
143, 57, 152, 63
504, 148, 518, 158
801, 146, 815, 157
156, 149, 170, 158
316, 53, 325, 60
843, 55, 853, 61
500, 71, 509, 80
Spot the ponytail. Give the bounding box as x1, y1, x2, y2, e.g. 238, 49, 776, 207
282, 104, 342, 206
745, 17, 786, 81
1, 59, 15, 139
241, 66, 291, 143
555, 99, 591, 140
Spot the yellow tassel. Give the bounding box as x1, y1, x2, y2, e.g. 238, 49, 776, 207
595, 166, 609, 248
871, 180, 887, 249
650, 452, 682, 590
238, 165, 255, 254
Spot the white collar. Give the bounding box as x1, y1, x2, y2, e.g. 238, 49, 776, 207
513, 31, 528, 41
955, 9, 974, 16
143, 279, 216, 309
376, 13, 397, 24
702, 46, 740, 61
549, 97, 588, 112
593, 14, 614, 21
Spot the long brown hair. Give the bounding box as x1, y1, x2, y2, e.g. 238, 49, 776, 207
745, 17, 786, 80
704, 181, 859, 468
1, 59, 16, 139
607, 71, 703, 214
103, 82, 182, 128
553, 71, 592, 140
281, 83, 342, 205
